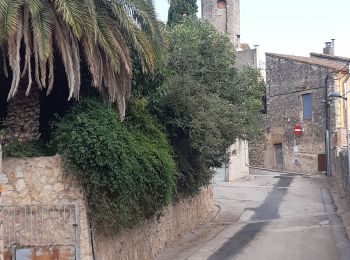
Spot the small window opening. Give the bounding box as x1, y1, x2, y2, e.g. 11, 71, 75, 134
217, 0, 227, 9
302, 93, 312, 120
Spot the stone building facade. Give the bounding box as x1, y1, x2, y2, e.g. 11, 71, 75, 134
201, 0, 258, 70
202, 0, 240, 49
249, 51, 350, 174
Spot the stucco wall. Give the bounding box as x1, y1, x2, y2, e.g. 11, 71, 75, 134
0, 156, 214, 260
227, 139, 249, 181
235, 49, 257, 71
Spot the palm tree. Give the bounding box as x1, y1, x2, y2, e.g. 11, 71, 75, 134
0, 0, 163, 140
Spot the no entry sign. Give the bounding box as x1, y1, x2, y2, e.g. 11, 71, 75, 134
294, 124, 303, 137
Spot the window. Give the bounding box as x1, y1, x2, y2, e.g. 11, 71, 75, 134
217, 0, 226, 9
302, 93, 312, 120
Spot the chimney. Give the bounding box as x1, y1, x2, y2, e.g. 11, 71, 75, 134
253, 45, 259, 68
236, 34, 241, 50
323, 39, 335, 56
331, 39, 335, 55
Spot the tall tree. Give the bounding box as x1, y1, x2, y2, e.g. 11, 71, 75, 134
157, 19, 264, 194
167, 0, 198, 26
0, 0, 164, 140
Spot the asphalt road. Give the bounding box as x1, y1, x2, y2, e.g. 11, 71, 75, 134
157, 170, 350, 260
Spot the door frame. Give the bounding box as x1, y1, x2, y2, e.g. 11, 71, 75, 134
273, 143, 284, 170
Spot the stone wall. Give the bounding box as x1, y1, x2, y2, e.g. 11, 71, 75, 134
331, 149, 349, 198
0, 156, 214, 260
93, 186, 213, 260
0, 156, 92, 260
249, 54, 336, 174
248, 116, 268, 168
4, 85, 40, 141
202, 0, 240, 48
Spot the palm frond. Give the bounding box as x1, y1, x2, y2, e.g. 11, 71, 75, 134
0, 0, 165, 119
0, 0, 23, 39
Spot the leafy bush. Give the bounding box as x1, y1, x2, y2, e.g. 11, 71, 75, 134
155, 18, 264, 195
3, 139, 52, 158
51, 98, 176, 232
167, 0, 198, 27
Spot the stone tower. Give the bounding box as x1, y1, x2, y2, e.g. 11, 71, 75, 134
202, 0, 240, 49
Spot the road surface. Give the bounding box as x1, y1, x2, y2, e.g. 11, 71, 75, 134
157, 170, 350, 260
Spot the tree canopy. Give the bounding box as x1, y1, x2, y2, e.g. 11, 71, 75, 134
167, 0, 198, 27
155, 18, 265, 194
0, 0, 164, 118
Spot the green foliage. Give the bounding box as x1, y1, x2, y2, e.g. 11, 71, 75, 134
167, 0, 198, 27
3, 139, 52, 158
236, 67, 266, 140
131, 50, 167, 98
51, 98, 176, 232
155, 18, 264, 195
0, 119, 4, 132
0, 0, 165, 118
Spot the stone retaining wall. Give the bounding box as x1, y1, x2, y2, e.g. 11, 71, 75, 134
331, 149, 349, 198
0, 156, 214, 260
0, 156, 92, 260
93, 186, 213, 260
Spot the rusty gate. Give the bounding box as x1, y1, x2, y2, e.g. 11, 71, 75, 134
0, 204, 80, 260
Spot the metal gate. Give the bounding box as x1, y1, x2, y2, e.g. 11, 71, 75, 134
1, 204, 80, 260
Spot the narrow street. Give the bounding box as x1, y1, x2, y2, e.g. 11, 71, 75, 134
157, 170, 350, 260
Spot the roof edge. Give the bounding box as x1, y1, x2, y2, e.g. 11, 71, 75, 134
265, 53, 343, 71
310, 52, 350, 63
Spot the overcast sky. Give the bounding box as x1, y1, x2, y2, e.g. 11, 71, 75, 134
154, 0, 350, 64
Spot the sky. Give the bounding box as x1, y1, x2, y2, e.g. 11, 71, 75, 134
154, 0, 350, 64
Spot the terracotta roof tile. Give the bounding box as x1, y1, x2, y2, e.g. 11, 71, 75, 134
310, 52, 350, 63
239, 43, 251, 50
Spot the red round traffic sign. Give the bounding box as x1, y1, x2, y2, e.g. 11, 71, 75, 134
294, 124, 303, 137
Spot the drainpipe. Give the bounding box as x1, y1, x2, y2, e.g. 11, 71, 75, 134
89, 220, 96, 260
325, 75, 332, 176
0, 143, 2, 194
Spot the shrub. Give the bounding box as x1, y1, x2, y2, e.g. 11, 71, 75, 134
3, 139, 52, 158
51, 98, 176, 232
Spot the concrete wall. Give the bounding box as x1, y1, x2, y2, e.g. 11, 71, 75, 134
249, 55, 336, 174
0, 157, 214, 260
235, 49, 257, 71
214, 139, 249, 182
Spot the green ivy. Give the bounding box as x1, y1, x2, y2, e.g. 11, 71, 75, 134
3, 139, 52, 158
51, 98, 176, 232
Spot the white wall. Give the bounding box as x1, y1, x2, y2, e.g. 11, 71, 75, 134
227, 139, 250, 181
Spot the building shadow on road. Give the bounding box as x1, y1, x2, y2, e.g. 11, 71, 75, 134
208, 176, 294, 260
